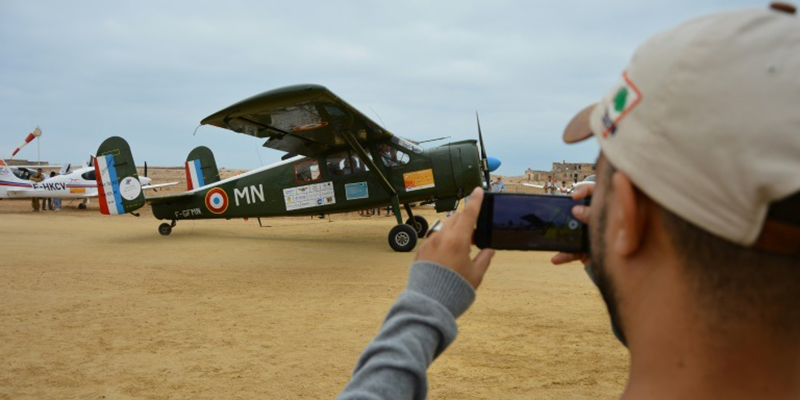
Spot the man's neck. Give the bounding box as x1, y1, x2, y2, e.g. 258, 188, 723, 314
621, 273, 800, 399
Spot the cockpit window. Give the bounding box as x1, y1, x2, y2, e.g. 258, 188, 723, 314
13, 168, 31, 180
392, 136, 423, 154
81, 170, 96, 181
378, 144, 409, 167
584, 175, 595, 182
295, 160, 321, 183
327, 151, 368, 176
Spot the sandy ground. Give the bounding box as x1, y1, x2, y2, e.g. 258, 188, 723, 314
0, 170, 628, 399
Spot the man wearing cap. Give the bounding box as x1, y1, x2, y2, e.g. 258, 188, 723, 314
339, 4, 800, 399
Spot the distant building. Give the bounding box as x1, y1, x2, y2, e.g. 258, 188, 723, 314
524, 169, 550, 182
525, 161, 596, 183
5, 159, 49, 166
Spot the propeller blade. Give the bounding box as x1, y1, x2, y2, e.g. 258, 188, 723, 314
476, 112, 491, 188
144, 162, 148, 177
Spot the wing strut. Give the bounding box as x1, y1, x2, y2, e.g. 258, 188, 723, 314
340, 131, 404, 225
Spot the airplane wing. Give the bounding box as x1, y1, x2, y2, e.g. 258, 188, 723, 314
200, 84, 393, 157
5, 187, 96, 198
142, 181, 179, 191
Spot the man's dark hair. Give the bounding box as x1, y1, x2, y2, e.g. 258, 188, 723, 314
659, 204, 800, 333
602, 159, 800, 333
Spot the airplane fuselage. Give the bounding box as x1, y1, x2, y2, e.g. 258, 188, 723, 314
0, 166, 152, 200
151, 140, 482, 221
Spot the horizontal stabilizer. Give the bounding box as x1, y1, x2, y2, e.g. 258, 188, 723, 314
142, 181, 179, 191
147, 191, 195, 206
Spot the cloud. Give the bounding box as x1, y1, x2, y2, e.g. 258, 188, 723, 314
0, 0, 759, 173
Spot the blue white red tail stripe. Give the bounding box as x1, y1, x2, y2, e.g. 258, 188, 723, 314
185, 159, 205, 190
94, 154, 125, 215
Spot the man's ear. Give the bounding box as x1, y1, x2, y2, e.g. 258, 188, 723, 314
611, 171, 648, 256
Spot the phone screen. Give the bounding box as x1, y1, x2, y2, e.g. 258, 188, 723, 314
475, 193, 588, 252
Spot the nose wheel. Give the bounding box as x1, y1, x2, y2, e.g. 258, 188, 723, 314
389, 224, 418, 252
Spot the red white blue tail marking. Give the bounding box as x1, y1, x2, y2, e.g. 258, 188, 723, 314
94, 154, 125, 215
185, 159, 205, 190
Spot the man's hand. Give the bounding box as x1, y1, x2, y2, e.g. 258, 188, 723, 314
416, 187, 495, 289
551, 183, 594, 265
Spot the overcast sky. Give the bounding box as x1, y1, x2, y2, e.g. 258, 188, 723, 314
0, 0, 760, 174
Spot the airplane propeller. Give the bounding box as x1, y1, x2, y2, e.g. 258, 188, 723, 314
144, 162, 148, 178
476, 112, 501, 189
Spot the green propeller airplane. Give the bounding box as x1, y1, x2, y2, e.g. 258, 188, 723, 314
94, 84, 500, 252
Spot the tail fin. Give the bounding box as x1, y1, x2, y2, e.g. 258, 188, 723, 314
185, 146, 220, 190
94, 136, 146, 215
0, 156, 12, 179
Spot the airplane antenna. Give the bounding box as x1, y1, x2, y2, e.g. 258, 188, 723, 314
192, 125, 202, 136
254, 141, 264, 166
417, 136, 451, 144
369, 106, 388, 129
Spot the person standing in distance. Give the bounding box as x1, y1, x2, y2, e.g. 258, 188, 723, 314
29, 168, 45, 212
491, 176, 506, 193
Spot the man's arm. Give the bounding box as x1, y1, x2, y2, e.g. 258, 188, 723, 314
338, 261, 475, 400
339, 188, 495, 399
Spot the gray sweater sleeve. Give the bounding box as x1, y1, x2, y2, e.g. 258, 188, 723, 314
338, 261, 476, 400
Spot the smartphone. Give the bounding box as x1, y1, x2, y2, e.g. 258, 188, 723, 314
474, 193, 589, 252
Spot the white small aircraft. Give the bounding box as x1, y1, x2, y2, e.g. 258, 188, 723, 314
523, 175, 596, 195
0, 157, 177, 207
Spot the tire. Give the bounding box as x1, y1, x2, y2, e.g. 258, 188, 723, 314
405, 215, 429, 237
388, 224, 418, 252
78, 203, 87, 210
158, 223, 172, 236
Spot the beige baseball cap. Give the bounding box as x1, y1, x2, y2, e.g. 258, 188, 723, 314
564, 3, 800, 254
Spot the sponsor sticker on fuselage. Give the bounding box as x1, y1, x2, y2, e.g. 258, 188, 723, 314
283, 181, 335, 211
345, 182, 369, 200
403, 169, 435, 192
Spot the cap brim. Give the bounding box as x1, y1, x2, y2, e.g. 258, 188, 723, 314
563, 103, 597, 144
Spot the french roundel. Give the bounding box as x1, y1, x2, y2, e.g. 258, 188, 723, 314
205, 188, 229, 214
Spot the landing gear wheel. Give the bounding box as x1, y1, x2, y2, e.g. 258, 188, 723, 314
388, 224, 418, 252
78, 203, 87, 210
158, 223, 172, 236
405, 215, 429, 237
